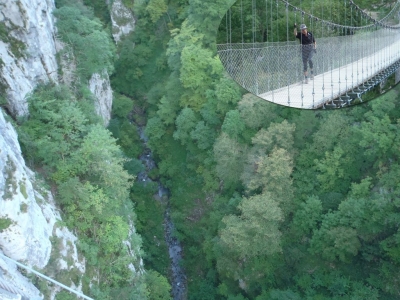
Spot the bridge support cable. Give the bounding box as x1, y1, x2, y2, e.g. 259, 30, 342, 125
0, 253, 94, 300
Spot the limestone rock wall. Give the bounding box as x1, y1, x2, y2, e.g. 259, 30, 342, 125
110, 0, 136, 44
0, 0, 142, 297
89, 70, 113, 127
0, 109, 86, 299
0, 250, 42, 299
0, 0, 58, 117
0, 110, 52, 268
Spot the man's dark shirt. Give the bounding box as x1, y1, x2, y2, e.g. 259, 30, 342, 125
296, 32, 315, 45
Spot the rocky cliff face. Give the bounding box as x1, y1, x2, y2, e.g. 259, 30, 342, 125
0, 0, 114, 125
0, 109, 86, 299
0, 0, 58, 117
0, 0, 82, 271
0, 249, 42, 299
56, 39, 114, 126
89, 70, 113, 126
110, 0, 136, 44
0, 111, 53, 268
0, 0, 132, 298
87, 0, 136, 126
0, 110, 45, 300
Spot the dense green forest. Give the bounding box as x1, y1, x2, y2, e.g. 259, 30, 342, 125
14, 0, 400, 298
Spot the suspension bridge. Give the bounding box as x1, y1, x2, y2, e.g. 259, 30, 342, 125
217, 0, 400, 109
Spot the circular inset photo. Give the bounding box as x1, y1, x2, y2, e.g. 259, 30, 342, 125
216, 0, 400, 109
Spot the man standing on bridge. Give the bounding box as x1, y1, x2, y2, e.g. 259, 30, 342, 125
294, 23, 316, 84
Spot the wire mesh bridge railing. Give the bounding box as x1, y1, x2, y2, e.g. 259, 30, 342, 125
217, 29, 400, 108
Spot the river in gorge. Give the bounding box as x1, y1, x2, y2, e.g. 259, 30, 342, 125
136, 127, 187, 300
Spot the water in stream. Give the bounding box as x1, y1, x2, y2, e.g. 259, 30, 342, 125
137, 128, 187, 300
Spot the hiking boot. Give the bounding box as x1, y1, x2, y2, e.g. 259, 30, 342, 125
304, 77, 308, 84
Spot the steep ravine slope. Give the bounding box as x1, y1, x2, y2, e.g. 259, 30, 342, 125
0, 0, 58, 117
0, 0, 141, 298
0, 109, 85, 299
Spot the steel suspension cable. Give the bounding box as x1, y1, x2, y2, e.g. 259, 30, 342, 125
252, 0, 258, 94
311, 0, 315, 107
299, 0, 305, 105
270, 0, 275, 101
330, 0, 334, 101
241, 0, 244, 44
0, 253, 94, 300
285, 1, 290, 105
240, 0, 245, 87
321, 4, 326, 103
344, 0, 348, 97
351, 1, 355, 90
280, 0, 400, 31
